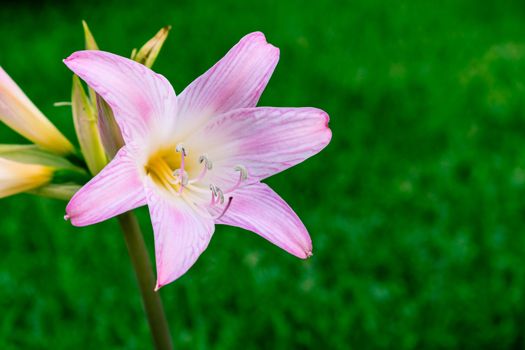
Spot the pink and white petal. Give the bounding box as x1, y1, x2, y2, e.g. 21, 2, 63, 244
64, 51, 177, 144
66, 146, 146, 226
177, 32, 279, 134
187, 107, 331, 189
145, 182, 215, 289
216, 182, 312, 259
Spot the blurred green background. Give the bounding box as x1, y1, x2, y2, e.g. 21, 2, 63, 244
1, 0, 525, 348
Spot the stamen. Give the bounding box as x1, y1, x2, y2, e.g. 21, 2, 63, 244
64, 214, 70, 221
213, 197, 233, 220
175, 143, 187, 156
189, 154, 213, 184
199, 154, 213, 170
209, 184, 224, 205
210, 184, 218, 205
172, 169, 189, 186
216, 187, 224, 204
225, 165, 248, 193
184, 195, 233, 221
235, 165, 248, 180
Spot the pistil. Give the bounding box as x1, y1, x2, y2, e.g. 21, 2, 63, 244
213, 196, 233, 220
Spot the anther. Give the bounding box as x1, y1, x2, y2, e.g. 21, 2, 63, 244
172, 169, 189, 186
216, 187, 224, 204
199, 154, 213, 170
209, 184, 224, 205
190, 154, 213, 184
175, 143, 187, 156
210, 184, 218, 205
225, 165, 248, 193
64, 214, 70, 221
234, 165, 248, 180
210, 184, 218, 197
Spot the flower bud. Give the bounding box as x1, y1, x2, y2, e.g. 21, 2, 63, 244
0, 68, 74, 155
0, 144, 87, 199
71, 75, 107, 174
131, 26, 171, 68
82, 20, 99, 51
0, 157, 53, 198
96, 94, 124, 159
81, 20, 99, 105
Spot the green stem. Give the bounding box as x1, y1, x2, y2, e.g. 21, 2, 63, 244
117, 211, 173, 350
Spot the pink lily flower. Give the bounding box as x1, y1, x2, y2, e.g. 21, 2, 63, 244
64, 32, 331, 289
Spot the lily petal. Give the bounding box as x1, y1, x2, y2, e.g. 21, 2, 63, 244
187, 107, 331, 188
216, 182, 312, 259
0, 68, 74, 155
66, 146, 146, 226
145, 182, 214, 289
177, 32, 279, 135
63, 51, 177, 144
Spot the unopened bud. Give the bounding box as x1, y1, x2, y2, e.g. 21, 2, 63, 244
71, 75, 108, 174
132, 26, 171, 68
0, 68, 74, 155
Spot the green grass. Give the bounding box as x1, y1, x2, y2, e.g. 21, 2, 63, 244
2, 0, 525, 348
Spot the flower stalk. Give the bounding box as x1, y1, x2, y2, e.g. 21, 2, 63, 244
117, 211, 173, 350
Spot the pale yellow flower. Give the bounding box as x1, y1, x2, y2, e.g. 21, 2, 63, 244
0, 68, 74, 155
0, 157, 54, 198
0, 144, 86, 199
